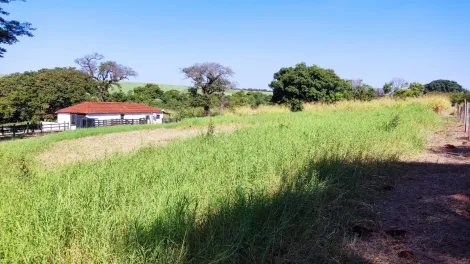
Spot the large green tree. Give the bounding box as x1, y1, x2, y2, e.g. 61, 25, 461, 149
424, 80, 466, 93
0, 68, 96, 122
0, 71, 36, 122
270, 63, 352, 110
75, 53, 138, 102
182, 62, 235, 116
0, 0, 35, 57
128, 83, 164, 105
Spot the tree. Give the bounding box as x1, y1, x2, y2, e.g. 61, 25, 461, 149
424, 80, 466, 93
0, 68, 96, 122
0, 0, 35, 57
349, 79, 376, 101
384, 77, 409, 94
409, 82, 424, 94
393, 82, 424, 99
0, 71, 36, 122
269, 63, 352, 110
75, 53, 138, 102
383, 83, 392, 95
181, 62, 235, 116
129, 83, 164, 105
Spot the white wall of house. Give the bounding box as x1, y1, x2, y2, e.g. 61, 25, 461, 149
56, 113, 76, 130
85, 113, 163, 124
57, 112, 164, 126
57, 113, 71, 124
86, 113, 121, 120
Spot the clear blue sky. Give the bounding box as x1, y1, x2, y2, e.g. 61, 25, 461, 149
1, 0, 469, 89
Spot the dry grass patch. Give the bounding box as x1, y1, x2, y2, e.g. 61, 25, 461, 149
39, 124, 241, 166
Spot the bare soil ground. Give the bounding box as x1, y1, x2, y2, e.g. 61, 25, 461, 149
39, 125, 241, 166
350, 119, 470, 263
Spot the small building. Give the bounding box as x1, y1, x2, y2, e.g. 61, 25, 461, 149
56, 102, 165, 129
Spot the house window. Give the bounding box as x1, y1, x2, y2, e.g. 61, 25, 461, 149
120, 114, 125, 119
156, 114, 161, 119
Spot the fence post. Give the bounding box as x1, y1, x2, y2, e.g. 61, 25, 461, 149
26, 122, 30, 134
465, 99, 469, 133
12, 124, 16, 138
463, 104, 466, 124
1, 125, 3, 136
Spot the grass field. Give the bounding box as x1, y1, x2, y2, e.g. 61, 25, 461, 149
0, 99, 446, 263
113, 82, 273, 96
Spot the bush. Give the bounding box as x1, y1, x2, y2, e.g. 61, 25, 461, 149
449, 92, 470, 105
288, 99, 304, 112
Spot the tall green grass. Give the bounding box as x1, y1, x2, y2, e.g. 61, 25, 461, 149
0, 104, 440, 263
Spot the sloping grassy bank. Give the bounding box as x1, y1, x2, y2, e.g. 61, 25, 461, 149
0, 104, 440, 263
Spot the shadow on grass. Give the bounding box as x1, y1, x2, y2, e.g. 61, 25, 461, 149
120, 157, 395, 263
119, 155, 470, 263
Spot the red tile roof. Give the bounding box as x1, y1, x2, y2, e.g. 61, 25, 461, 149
56, 102, 163, 114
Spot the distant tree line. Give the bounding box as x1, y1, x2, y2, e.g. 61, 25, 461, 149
1, 56, 467, 123
269, 62, 467, 111
108, 84, 271, 118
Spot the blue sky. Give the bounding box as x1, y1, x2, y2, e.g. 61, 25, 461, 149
1, 0, 469, 89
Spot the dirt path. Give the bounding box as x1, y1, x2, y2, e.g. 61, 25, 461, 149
39, 125, 241, 166
350, 119, 470, 263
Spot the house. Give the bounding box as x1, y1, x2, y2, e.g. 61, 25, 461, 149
55, 102, 165, 129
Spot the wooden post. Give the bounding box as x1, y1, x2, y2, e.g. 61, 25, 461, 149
463, 104, 466, 124
64, 121, 66, 131
26, 122, 29, 134
465, 99, 469, 133
1, 125, 3, 136
12, 124, 16, 138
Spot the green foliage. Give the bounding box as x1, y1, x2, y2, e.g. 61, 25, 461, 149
128, 84, 164, 105
425, 79, 466, 93
394, 82, 424, 99
0, 104, 440, 262
288, 98, 304, 112
409, 82, 425, 94
383, 83, 392, 94
383, 114, 400, 131
182, 63, 235, 116
0, 68, 96, 122
270, 63, 353, 109
229, 91, 272, 108
350, 79, 377, 101
0, 0, 35, 57
449, 92, 470, 105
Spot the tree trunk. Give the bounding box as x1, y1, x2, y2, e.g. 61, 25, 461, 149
219, 93, 225, 113
204, 105, 211, 117
203, 93, 211, 117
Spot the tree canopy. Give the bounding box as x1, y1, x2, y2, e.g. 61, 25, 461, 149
424, 80, 466, 93
270, 63, 352, 110
75, 53, 138, 102
394, 82, 424, 99
182, 62, 235, 116
0, 0, 35, 57
349, 79, 376, 101
0, 68, 96, 122
383, 78, 408, 95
